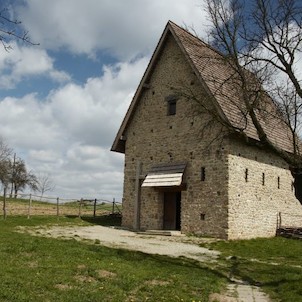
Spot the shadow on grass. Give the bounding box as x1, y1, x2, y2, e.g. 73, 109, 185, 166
65, 214, 122, 227
89, 242, 229, 285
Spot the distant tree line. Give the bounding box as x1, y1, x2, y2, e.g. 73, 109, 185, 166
0, 138, 54, 198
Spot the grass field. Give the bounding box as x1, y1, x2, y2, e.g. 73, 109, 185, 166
203, 238, 302, 302
0, 202, 301, 302
0, 197, 118, 217
0, 216, 226, 302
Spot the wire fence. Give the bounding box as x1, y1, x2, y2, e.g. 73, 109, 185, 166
0, 189, 122, 219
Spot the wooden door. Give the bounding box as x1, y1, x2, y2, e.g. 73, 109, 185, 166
163, 192, 181, 230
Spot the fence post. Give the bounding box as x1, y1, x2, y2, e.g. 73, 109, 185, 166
112, 198, 115, 214
93, 199, 97, 218
28, 194, 32, 219
56, 197, 59, 218
3, 187, 7, 220
79, 198, 83, 218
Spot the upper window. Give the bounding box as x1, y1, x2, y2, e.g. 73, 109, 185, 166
167, 100, 176, 115
166, 95, 178, 116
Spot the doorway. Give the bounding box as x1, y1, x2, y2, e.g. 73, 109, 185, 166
163, 191, 181, 230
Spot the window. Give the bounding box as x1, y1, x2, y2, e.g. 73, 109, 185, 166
201, 167, 206, 181
166, 95, 178, 116
262, 173, 265, 186
167, 100, 176, 115
245, 168, 248, 182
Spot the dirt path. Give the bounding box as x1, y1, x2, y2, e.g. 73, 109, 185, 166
18, 225, 271, 302
21, 225, 220, 262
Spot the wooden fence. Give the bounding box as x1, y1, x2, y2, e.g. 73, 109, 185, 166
0, 189, 122, 219
277, 211, 302, 229
276, 211, 302, 239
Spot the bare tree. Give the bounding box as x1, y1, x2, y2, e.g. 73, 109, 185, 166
198, 0, 302, 203
0, 137, 12, 161
0, 7, 38, 51
8, 157, 38, 198
0, 138, 12, 191
36, 174, 55, 200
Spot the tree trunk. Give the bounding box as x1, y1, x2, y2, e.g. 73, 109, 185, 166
290, 168, 302, 205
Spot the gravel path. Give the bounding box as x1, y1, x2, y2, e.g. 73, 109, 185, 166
19, 225, 271, 301
27, 225, 220, 262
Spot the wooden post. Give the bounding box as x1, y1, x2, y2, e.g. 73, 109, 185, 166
10, 153, 16, 198
112, 198, 115, 214
79, 198, 83, 218
134, 161, 142, 231
3, 187, 7, 220
93, 199, 97, 218
56, 197, 59, 218
28, 194, 32, 219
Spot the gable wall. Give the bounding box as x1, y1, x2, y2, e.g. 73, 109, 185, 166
227, 140, 302, 239
122, 34, 229, 238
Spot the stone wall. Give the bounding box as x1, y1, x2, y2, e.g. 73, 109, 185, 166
122, 33, 229, 238
227, 140, 302, 239
119, 31, 302, 239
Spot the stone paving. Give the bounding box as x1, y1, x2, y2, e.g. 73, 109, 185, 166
210, 283, 271, 301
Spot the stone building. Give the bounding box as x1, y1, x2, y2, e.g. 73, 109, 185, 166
111, 21, 302, 239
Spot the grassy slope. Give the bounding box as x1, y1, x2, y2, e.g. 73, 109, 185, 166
0, 216, 225, 302
0, 197, 115, 217
204, 238, 302, 302
1, 199, 301, 302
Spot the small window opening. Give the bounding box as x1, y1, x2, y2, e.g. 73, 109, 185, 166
262, 173, 265, 186
167, 100, 176, 115
200, 213, 205, 220
277, 176, 280, 189
245, 168, 248, 182
201, 167, 206, 181
166, 95, 178, 116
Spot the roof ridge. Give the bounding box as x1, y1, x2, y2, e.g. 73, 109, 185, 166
167, 20, 226, 59
111, 21, 295, 154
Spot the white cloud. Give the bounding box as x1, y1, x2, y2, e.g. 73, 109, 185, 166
17, 0, 209, 59
48, 57, 148, 146
0, 0, 212, 200
0, 42, 71, 89
0, 57, 147, 200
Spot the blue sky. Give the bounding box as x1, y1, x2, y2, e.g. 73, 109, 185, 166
0, 0, 209, 201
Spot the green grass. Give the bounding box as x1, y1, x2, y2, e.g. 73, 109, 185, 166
0, 216, 225, 302
0, 196, 119, 217
203, 238, 302, 302
2, 214, 301, 301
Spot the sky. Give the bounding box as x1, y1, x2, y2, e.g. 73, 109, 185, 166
0, 0, 209, 201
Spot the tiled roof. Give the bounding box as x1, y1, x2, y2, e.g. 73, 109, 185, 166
111, 21, 294, 153
168, 21, 294, 153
